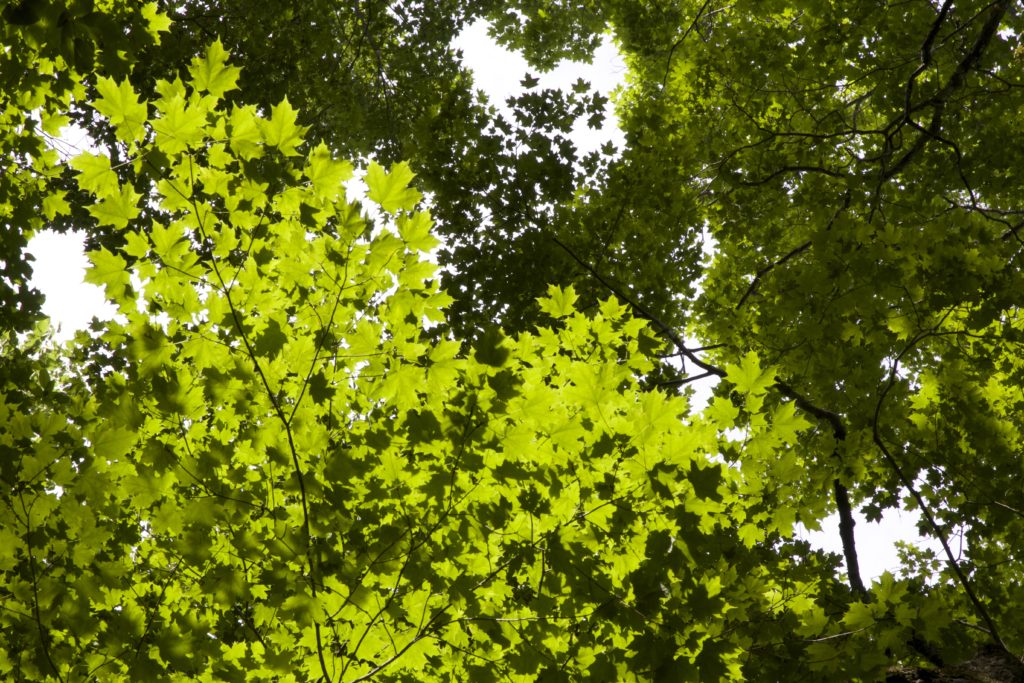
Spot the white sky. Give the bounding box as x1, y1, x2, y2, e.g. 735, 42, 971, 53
452, 19, 627, 157
26, 231, 116, 338
25, 19, 942, 583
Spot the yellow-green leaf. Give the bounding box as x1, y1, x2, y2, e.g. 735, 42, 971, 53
141, 2, 172, 42
725, 351, 776, 397
189, 39, 241, 98
397, 211, 440, 252
84, 247, 130, 296
304, 142, 353, 200
70, 151, 119, 196
366, 161, 421, 214
538, 284, 579, 319
152, 94, 206, 155
260, 97, 307, 156
42, 191, 70, 220
88, 184, 142, 229
92, 76, 148, 142
229, 105, 263, 159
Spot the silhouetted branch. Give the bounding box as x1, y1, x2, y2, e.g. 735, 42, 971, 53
663, 0, 714, 88
737, 190, 851, 309
551, 234, 868, 598
736, 240, 811, 309
871, 323, 1007, 651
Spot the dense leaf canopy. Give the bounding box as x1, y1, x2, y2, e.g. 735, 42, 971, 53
2, 0, 1024, 680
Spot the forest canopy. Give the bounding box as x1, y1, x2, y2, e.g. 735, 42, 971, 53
2, 1, 1024, 680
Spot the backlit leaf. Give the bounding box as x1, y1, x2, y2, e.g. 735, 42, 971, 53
366, 160, 421, 213
92, 76, 148, 142
189, 39, 241, 98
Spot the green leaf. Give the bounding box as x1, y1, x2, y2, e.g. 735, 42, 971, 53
40, 110, 69, 137
152, 94, 206, 155
538, 284, 578, 318
397, 212, 440, 252
84, 247, 130, 296
141, 2, 173, 42
41, 191, 70, 220
188, 39, 241, 98
88, 183, 142, 229
229, 104, 263, 160
304, 142, 353, 200
843, 602, 880, 630
365, 161, 421, 214
771, 401, 811, 443
260, 97, 307, 156
70, 151, 119, 196
725, 351, 776, 397
92, 76, 148, 142
473, 326, 510, 367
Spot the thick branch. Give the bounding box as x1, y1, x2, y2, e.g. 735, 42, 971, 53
883, 0, 1011, 181
901, 0, 954, 122
774, 383, 866, 597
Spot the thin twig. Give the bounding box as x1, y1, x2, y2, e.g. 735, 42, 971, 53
181, 155, 332, 681
736, 191, 850, 309
736, 241, 811, 309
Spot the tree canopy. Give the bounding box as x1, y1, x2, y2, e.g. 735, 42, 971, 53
2, 0, 1024, 680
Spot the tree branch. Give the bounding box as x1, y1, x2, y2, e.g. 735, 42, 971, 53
736, 191, 851, 309
871, 325, 1007, 651
19, 492, 64, 682
736, 241, 811, 309
736, 164, 846, 187
182, 156, 332, 682
662, 0, 714, 88
883, 0, 1011, 181
551, 235, 868, 598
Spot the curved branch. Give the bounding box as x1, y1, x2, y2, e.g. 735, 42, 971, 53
736, 190, 851, 309
662, 0, 714, 88
736, 164, 846, 187
871, 323, 1007, 651
551, 234, 868, 598
882, 0, 1011, 182
901, 0, 954, 124
736, 240, 811, 309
